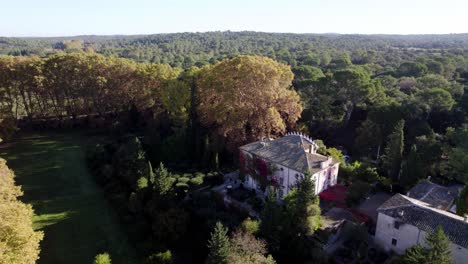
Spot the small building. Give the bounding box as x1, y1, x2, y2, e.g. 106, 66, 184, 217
374, 193, 468, 264
238, 132, 340, 198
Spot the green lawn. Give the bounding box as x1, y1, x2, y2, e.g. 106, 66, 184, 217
0, 132, 139, 264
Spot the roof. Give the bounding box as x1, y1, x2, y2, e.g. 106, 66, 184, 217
378, 194, 468, 248
406, 181, 462, 211
239, 134, 339, 174
322, 207, 355, 230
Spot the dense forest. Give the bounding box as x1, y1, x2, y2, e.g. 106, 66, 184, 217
1, 32, 468, 67
0, 32, 467, 263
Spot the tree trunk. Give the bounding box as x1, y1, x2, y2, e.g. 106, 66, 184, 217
343, 103, 354, 127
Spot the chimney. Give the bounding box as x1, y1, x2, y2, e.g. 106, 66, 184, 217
427, 176, 431, 182
464, 215, 468, 223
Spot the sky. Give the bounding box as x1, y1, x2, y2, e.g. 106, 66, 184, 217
1, 0, 467, 37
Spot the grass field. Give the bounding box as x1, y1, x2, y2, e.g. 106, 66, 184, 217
0, 132, 139, 264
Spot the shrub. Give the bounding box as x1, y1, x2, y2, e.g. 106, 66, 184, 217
93, 252, 111, 264
189, 176, 204, 187
100, 164, 114, 180
240, 217, 260, 235
177, 177, 190, 184
247, 197, 264, 211
175, 182, 189, 189
183, 173, 193, 178
128, 192, 143, 213
346, 181, 371, 207
194, 172, 205, 178
146, 250, 173, 264
175, 182, 189, 197
137, 176, 148, 190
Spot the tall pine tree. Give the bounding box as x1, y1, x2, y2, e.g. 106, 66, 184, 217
398, 226, 452, 264
426, 226, 452, 264
260, 188, 282, 252
153, 162, 174, 197
284, 172, 321, 237
206, 222, 230, 264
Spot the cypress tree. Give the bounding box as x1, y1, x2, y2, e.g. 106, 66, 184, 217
383, 119, 405, 180
147, 161, 155, 186
400, 144, 424, 188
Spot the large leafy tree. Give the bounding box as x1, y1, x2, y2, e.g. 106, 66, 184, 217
333, 67, 376, 126
416, 88, 455, 121
197, 55, 302, 148
227, 231, 276, 264
113, 137, 147, 189
0, 158, 43, 264
396, 62, 428, 78
355, 100, 405, 158
440, 128, 468, 184
301, 67, 377, 129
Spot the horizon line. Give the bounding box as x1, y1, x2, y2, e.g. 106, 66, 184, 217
2, 30, 468, 39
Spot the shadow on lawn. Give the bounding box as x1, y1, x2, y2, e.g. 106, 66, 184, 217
0, 133, 139, 264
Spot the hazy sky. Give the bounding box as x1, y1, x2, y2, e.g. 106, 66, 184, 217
1, 0, 466, 36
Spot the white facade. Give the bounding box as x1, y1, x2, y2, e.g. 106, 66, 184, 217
375, 212, 468, 264
242, 150, 339, 198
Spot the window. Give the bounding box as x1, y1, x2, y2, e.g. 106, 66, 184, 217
392, 238, 397, 246
280, 177, 284, 185
280, 167, 284, 171
394, 222, 400, 229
